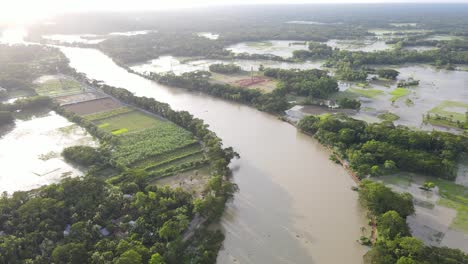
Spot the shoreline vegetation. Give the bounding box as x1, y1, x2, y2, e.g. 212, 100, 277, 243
3, 6, 468, 262
0, 45, 238, 263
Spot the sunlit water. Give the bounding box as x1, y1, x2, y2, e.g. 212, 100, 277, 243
0, 111, 96, 194
61, 46, 367, 264
130, 55, 324, 75
0, 27, 28, 45
227, 40, 310, 58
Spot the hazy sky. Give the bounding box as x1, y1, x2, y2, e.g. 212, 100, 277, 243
2, 0, 468, 24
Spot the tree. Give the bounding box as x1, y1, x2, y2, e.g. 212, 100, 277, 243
51, 243, 88, 264
378, 211, 410, 240
377, 69, 400, 80
115, 250, 142, 264
396, 256, 417, 264
149, 253, 165, 264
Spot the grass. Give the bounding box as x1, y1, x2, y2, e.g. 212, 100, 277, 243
92, 111, 164, 134
377, 112, 400, 122
389, 87, 410, 102
429, 100, 468, 122
346, 87, 384, 98
35, 79, 83, 97
434, 179, 468, 233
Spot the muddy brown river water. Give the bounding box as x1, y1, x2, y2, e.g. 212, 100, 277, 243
60, 47, 367, 263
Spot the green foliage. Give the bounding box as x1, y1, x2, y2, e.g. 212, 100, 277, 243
112, 125, 198, 168
359, 180, 415, 218
263, 68, 338, 98
338, 97, 361, 109
52, 243, 88, 264
209, 63, 241, 74
377, 112, 400, 122
62, 145, 102, 166
335, 63, 368, 81
293, 42, 334, 60
0, 45, 70, 91
376, 69, 400, 80
378, 211, 410, 240
0, 95, 52, 111
390, 88, 410, 102
298, 114, 467, 179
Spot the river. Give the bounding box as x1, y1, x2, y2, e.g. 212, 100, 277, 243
59, 46, 367, 263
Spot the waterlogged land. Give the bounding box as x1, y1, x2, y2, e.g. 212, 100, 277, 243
0, 111, 96, 193
335, 65, 468, 131
130, 55, 323, 75
376, 173, 468, 252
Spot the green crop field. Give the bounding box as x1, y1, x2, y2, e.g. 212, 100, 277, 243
92, 111, 165, 134
89, 106, 206, 177
389, 87, 410, 102
112, 122, 199, 167
345, 87, 384, 98
429, 100, 468, 122
35, 78, 83, 97
435, 179, 468, 233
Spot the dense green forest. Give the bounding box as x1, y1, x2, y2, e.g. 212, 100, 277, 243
298, 114, 467, 179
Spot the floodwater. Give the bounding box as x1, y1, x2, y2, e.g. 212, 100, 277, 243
325, 39, 392, 52
378, 174, 468, 253
226, 40, 309, 58
61, 46, 367, 264
130, 55, 324, 75
197, 32, 219, 40
338, 65, 468, 131
43, 34, 106, 44
42, 30, 153, 44
228, 39, 393, 56
0, 111, 97, 194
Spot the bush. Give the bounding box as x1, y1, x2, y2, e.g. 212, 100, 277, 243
62, 145, 101, 166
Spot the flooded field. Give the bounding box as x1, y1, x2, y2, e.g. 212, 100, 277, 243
331, 65, 468, 131
0, 111, 97, 194
377, 173, 468, 253
226, 40, 309, 58
130, 55, 324, 75
325, 39, 392, 52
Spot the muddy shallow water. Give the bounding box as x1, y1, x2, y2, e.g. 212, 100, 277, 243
61, 46, 367, 264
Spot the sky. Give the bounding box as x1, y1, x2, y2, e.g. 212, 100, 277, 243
1, 0, 468, 24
